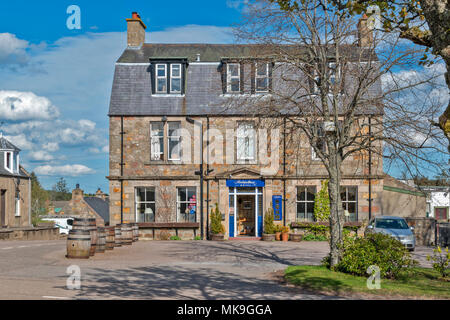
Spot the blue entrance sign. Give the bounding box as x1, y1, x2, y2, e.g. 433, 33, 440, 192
272, 195, 283, 221
226, 179, 265, 188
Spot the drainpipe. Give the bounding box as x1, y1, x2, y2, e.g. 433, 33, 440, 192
186, 117, 204, 240
368, 116, 372, 221
206, 115, 210, 240
120, 116, 124, 224
28, 178, 31, 227
283, 116, 287, 227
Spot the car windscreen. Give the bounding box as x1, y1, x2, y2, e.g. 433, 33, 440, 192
375, 218, 409, 229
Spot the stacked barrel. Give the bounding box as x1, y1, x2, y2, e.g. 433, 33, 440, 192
66, 219, 139, 259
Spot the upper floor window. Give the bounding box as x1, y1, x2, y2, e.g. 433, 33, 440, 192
170, 64, 182, 93
168, 122, 181, 161
156, 64, 167, 93
311, 123, 326, 160
237, 122, 256, 161
150, 122, 164, 161
255, 62, 269, 92
227, 63, 240, 93
312, 62, 339, 94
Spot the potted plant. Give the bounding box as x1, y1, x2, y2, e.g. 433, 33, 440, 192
210, 203, 225, 241
274, 224, 283, 241
262, 208, 276, 241
281, 226, 290, 242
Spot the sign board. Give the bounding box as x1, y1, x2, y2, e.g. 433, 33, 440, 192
226, 179, 265, 188
272, 195, 282, 221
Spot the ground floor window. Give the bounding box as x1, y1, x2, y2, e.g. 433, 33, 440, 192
135, 187, 156, 222
296, 186, 316, 222
341, 186, 357, 221
177, 187, 196, 222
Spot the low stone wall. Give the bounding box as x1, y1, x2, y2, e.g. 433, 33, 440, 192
405, 217, 435, 246
137, 223, 200, 240
0, 227, 60, 241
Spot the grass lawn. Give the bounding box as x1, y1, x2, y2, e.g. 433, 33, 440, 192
285, 266, 450, 299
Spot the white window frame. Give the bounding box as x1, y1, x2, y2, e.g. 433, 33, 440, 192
227, 63, 240, 93
15, 196, 20, 217
237, 122, 256, 161
296, 186, 316, 222
135, 187, 156, 222
176, 187, 197, 222
150, 122, 164, 161
170, 64, 182, 93
4, 151, 13, 173
155, 64, 167, 93
312, 62, 339, 95
167, 122, 181, 161
16, 154, 19, 173
311, 124, 326, 160
341, 186, 358, 222
255, 62, 269, 93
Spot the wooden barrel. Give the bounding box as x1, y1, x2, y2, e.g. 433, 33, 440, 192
114, 226, 122, 247
66, 230, 91, 259
120, 223, 133, 245
132, 223, 139, 242
96, 227, 106, 253
73, 217, 97, 256
105, 227, 115, 250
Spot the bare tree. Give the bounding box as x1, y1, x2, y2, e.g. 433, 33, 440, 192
228, 0, 447, 266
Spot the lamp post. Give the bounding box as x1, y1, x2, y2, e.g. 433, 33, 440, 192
186, 117, 204, 240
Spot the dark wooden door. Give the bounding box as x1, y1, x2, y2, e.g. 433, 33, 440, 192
1, 190, 6, 227
435, 207, 448, 220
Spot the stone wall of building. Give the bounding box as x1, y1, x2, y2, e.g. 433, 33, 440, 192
0, 175, 31, 228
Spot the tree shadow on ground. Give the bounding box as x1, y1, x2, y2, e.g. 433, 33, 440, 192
284, 269, 351, 294
162, 241, 327, 267
56, 265, 343, 300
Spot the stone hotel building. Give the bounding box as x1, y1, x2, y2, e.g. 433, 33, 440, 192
108, 12, 386, 240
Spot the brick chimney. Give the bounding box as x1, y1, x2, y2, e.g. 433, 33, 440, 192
357, 14, 373, 47
95, 188, 107, 201
72, 183, 84, 202
126, 11, 146, 48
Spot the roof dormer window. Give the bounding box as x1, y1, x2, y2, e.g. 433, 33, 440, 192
170, 64, 182, 93
156, 64, 167, 93
5, 151, 13, 173
227, 63, 240, 93
255, 62, 269, 93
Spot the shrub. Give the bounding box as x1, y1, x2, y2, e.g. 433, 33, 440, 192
328, 233, 417, 279
304, 234, 328, 241
194, 236, 202, 240
170, 235, 181, 240
281, 226, 289, 233
263, 208, 276, 234
210, 203, 225, 235
427, 246, 450, 278
274, 224, 283, 233
314, 180, 330, 222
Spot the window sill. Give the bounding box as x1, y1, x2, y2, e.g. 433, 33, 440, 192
138, 222, 199, 228
151, 94, 185, 97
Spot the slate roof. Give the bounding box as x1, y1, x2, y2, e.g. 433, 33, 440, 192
109, 43, 382, 117
84, 197, 110, 225
0, 136, 20, 151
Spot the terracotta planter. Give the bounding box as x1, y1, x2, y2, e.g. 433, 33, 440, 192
275, 232, 281, 241
289, 233, 303, 242
262, 233, 275, 241
281, 232, 289, 242
211, 233, 225, 241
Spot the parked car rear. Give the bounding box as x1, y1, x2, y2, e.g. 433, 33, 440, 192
365, 216, 415, 251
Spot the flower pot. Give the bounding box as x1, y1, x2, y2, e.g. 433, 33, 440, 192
275, 232, 281, 241
262, 233, 275, 241
281, 232, 289, 242
289, 233, 302, 242
211, 233, 225, 241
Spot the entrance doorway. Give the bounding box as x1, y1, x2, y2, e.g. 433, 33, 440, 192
229, 187, 263, 237
237, 195, 255, 236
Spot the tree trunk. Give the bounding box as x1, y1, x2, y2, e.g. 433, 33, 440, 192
327, 149, 344, 267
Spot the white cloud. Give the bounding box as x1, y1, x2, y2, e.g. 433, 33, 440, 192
3, 133, 34, 150
0, 90, 59, 121
0, 33, 29, 66
28, 150, 54, 161
42, 142, 59, 152
34, 164, 95, 176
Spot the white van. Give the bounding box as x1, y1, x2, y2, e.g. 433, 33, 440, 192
41, 217, 74, 235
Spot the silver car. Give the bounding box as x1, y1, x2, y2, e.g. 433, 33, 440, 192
365, 216, 415, 251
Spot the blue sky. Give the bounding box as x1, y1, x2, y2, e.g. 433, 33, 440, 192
0, 1, 447, 194
0, 1, 242, 193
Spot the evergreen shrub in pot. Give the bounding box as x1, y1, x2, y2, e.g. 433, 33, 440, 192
262, 208, 276, 241
210, 203, 225, 240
